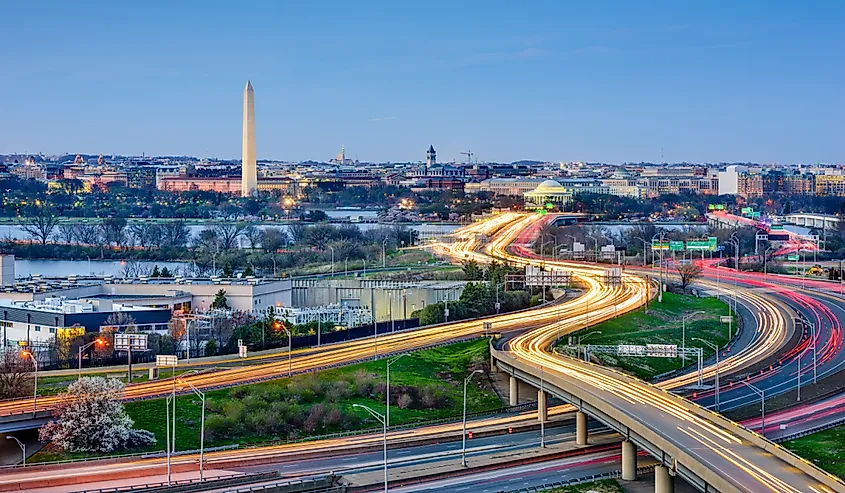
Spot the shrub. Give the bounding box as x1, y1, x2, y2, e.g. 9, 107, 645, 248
397, 393, 413, 409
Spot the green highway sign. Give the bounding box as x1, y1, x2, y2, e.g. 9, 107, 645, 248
651, 241, 670, 250
715, 204, 725, 210
670, 241, 684, 251
686, 237, 718, 251
771, 225, 784, 231
787, 254, 799, 261
741, 207, 753, 215
750, 211, 761, 219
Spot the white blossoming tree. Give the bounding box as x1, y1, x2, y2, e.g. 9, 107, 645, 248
39, 377, 156, 452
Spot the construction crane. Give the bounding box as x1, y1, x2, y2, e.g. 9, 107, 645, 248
460, 150, 474, 164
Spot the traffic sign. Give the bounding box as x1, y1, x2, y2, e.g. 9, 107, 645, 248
115, 333, 148, 351
646, 344, 678, 358
669, 241, 684, 252
156, 355, 178, 367
238, 345, 248, 358
720, 316, 732, 324
787, 254, 800, 261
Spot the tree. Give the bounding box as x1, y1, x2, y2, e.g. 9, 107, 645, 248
159, 220, 191, 249
204, 338, 217, 356
74, 224, 101, 245
462, 259, 484, 281
212, 289, 229, 309
243, 264, 255, 277
0, 351, 35, 399
676, 262, 703, 289
261, 227, 287, 253
100, 218, 128, 248
242, 225, 262, 249
159, 266, 172, 277
151, 265, 161, 277
18, 203, 60, 245
213, 222, 247, 250
38, 377, 156, 452
57, 223, 77, 245
306, 210, 329, 222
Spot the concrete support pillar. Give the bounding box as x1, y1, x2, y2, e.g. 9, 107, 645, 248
509, 376, 519, 406
537, 390, 547, 423
621, 440, 637, 481
575, 411, 588, 445
654, 465, 674, 493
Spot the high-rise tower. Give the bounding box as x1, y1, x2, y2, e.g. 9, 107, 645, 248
241, 81, 257, 196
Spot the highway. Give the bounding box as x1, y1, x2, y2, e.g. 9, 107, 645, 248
1, 212, 842, 492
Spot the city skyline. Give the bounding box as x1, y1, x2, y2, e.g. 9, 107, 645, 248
1, 2, 843, 164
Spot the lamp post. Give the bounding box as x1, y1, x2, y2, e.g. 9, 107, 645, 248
20, 350, 37, 416
78, 338, 106, 380
386, 354, 408, 429
578, 331, 602, 362
462, 369, 483, 467
382, 238, 387, 268
328, 246, 335, 277
651, 232, 665, 302
6, 436, 25, 466
693, 338, 719, 411
587, 236, 598, 264
740, 381, 766, 438
353, 404, 388, 493
763, 246, 774, 277
681, 311, 705, 366
565, 234, 577, 261
177, 375, 206, 481
633, 236, 648, 267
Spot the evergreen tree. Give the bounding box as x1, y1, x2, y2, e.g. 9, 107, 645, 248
151, 265, 161, 277
159, 266, 172, 277
211, 289, 229, 310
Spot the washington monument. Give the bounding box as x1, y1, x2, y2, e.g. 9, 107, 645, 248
241, 80, 257, 196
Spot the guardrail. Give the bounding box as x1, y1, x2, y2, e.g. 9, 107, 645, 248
495, 465, 657, 493
7, 396, 539, 469
68, 471, 281, 493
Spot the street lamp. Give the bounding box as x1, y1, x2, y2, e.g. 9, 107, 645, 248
462, 369, 483, 467
176, 375, 206, 481
586, 236, 598, 264
651, 232, 666, 303
763, 246, 774, 277
693, 338, 720, 411
382, 237, 388, 269
328, 246, 335, 277
740, 381, 766, 438
78, 338, 106, 379
20, 350, 37, 416
386, 354, 408, 429
274, 321, 292, 377
352, 404, 388, 493
6, 436, 25, 466
565, 234, 577, 260
681, 311, 705, 366
578, 331, 602, 362
633, 236, 648, 267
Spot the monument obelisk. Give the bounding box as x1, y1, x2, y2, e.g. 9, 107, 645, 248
241, 81, 257, 196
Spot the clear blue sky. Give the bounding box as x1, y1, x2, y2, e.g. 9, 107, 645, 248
1, 1, 843, 164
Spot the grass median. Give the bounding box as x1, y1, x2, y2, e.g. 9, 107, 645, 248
783, 425, 845, 479
556, 292, 734, 381
32, 338, 502, 463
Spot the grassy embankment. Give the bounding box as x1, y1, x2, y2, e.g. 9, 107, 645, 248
557, 292, 734, 381
32, 339, 501, 463
544, 479, 623, 493
783, 425, 845, 479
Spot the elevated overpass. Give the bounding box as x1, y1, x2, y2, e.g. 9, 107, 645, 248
493, 345, 843, 492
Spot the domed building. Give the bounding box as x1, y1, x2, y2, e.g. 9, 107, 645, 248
523, 179, 573, 210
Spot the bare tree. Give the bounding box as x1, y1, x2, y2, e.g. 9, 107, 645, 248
129, 223, 158, 249
676, 262, 703, 289
18, 204, 60, 245
57, 223, 77, 245
74, 224, 102, 245
0, 351, 35, 399
242, 224, 262, 249
100, 218, 128, 248
213, 222, 247, 250
160, 220, 191, 249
